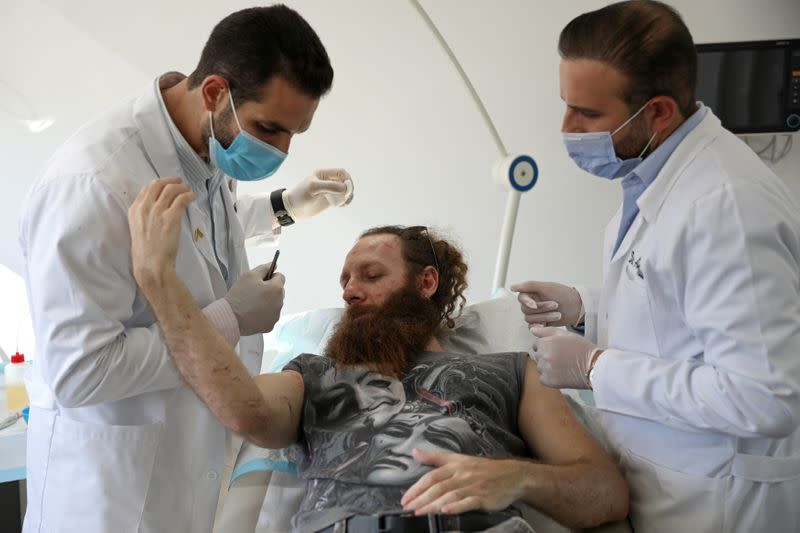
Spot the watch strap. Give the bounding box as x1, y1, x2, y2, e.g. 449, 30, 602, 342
270, 188, 295, 226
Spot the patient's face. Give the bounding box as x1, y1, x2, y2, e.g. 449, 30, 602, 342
339, 234, 410, 312
326, 234, 440, 378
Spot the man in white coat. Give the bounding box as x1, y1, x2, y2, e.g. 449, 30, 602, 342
512, 1, 800, 531
19, 6, 353, 533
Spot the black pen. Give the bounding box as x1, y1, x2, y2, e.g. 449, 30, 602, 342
264, 249, 280, 280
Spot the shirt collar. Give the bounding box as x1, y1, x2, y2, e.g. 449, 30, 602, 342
154, 73, 219, 188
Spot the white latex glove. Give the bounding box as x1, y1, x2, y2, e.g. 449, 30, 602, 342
529, 325, 599, 389
283, 168, 354, 221
224, 264, 285, 336
510, 281, 583, 327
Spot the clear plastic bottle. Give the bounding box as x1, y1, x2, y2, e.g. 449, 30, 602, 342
4, 352, 29, 412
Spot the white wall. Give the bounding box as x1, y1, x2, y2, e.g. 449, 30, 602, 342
0, 0, 148, 273
2, 0, 799, 319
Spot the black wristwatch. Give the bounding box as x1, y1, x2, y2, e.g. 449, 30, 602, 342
270, 188, 295, 226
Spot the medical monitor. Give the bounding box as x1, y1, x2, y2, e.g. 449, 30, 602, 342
695, 39, 800, 134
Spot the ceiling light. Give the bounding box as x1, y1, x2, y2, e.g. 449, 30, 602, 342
21, 117, 55, 133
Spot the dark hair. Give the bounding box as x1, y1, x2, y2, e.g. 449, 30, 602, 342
558, 0, 697, 117
360, 226, 468, 329
187, 5, 333, 102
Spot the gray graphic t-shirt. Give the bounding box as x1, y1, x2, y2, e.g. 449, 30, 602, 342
283, 351, 529, 532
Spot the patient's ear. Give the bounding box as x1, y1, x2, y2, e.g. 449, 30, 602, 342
419, 266, 439, 298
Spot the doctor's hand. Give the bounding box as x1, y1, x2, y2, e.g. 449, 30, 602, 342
128, 177, 195, 282
224, 265, 285, 336
401, 450, 524, 516
282, 168, 354, 221
510, 281, 583, 327
530, 325, 599, 389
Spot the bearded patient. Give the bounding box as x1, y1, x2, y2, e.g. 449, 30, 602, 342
127, 179, 629, 533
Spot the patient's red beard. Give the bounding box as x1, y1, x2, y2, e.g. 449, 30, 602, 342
324, 285, 441, 379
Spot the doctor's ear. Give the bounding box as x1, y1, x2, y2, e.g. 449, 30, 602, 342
646, 96, 679, 134
199, 75, 230, 113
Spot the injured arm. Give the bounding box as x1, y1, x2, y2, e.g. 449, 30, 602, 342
136, 267, 302, 448
128, 177, 302, 449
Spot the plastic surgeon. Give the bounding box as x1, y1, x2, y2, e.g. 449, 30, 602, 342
512, 1, 800, 532
126, 186, 629, 530
19, 6, 353, 533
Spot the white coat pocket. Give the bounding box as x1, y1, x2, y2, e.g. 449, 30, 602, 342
39, 415, 164, 533
621, 447, 728, 533
605, 256, 659, 355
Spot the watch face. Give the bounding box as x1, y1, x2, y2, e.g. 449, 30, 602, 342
277, 210, 294, 226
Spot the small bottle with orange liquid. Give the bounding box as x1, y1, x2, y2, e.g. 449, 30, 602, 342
4, 352, 29, 412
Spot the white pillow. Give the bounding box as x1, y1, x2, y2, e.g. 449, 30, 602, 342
263, 307, 345, 373
439, 288, 534, 355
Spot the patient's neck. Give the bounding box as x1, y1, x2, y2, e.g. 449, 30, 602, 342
424, 336, 443, 352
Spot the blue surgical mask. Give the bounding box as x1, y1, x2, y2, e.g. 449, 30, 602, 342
562, 101, 657, 179
208, 90, 287, 181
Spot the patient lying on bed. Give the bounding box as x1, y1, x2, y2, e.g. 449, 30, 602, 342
130, 213, 628, 532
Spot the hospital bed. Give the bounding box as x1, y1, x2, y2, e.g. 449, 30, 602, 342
213, 290, 632, 533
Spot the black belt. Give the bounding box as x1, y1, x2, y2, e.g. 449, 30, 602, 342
317, 509, 519, 533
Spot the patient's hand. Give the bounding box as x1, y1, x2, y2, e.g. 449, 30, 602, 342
400, 449, 524, 516
128, 177, 195, 286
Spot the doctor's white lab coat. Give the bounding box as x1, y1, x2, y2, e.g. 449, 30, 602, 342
18, 80, 277, 533
577, 110, 800, 532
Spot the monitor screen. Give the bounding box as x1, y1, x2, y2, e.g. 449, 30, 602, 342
697, 49, 784, 132
696, 40, 800, 134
